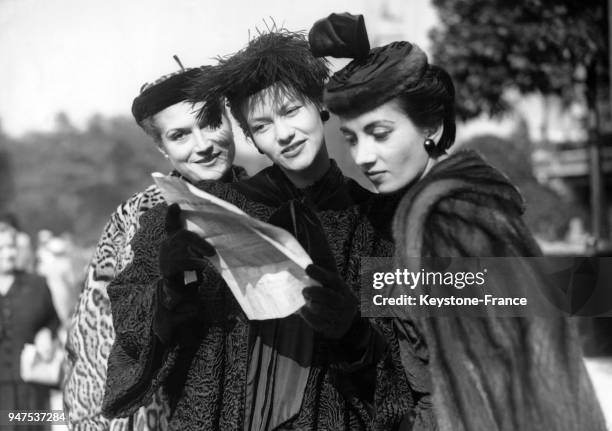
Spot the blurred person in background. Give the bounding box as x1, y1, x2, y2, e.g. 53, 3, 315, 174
35, 231, 85, 416
63, 62, 242, 431
0, 221, 60, 430
36, 234, 80, 325
0, 212, 35, 272
2, 218, 72, 416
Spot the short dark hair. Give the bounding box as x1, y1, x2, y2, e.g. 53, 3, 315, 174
233, 82, 321, 136
395, 65, 456, 155
188, 29, 329, 134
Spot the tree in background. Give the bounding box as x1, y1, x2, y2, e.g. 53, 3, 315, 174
430, 0, 608, 121
430, 0, 608, 240
6, 113, 168, 245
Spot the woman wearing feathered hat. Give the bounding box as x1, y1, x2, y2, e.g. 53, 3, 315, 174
103, 25, 415, 430
191, 24, 431, 430
309, 12, 606, 431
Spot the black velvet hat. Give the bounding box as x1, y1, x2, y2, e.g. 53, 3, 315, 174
309, 12, 370, 60
187, 28, 330, 130
309, 13, 429, 116
132, 66, 208, 124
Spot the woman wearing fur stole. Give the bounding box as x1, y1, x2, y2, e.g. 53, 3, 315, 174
310, 12, 607, 431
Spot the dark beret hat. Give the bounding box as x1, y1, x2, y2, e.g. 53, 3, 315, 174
131, 67, 205, 123
324, 42, 428, 115
309, 12, 429, 115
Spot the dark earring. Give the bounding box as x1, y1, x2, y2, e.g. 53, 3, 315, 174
423, 138, 437, 156
320, 110, 330, 122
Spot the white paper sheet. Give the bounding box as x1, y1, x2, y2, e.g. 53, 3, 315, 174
153, 173, 314, 320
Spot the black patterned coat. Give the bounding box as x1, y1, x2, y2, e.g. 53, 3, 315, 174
102, 161, 416, 430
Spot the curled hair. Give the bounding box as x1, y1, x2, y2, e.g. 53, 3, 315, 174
138, 116, 162, 145
395, 65, 456, 155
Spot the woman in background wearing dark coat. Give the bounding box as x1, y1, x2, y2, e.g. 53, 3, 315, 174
0, 223, 59, 430
310, 13, 606, 431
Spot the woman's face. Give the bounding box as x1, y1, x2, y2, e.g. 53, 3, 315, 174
241, 85, 326, 174
155, 101, 235, 183
339, 99, 430, 194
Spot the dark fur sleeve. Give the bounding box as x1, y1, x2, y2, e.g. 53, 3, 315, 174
102, 204, 180, 418
340, 214, 431, 430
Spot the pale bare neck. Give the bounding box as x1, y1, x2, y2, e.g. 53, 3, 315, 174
282, 145, 331, 189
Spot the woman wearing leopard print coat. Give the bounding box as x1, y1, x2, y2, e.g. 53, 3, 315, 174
63, 64, 243, 431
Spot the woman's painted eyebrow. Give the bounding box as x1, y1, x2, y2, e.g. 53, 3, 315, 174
164, 127, 191, 136
364, 121, 394, 132
248, 100, 302, 124
248, 114, 271, 124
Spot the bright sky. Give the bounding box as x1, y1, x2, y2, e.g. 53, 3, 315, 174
0, 0, 436, 137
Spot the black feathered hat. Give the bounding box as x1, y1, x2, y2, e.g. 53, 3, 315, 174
187, 28, 330, 131
309, 13, 429, 116
132, 64, 213, 124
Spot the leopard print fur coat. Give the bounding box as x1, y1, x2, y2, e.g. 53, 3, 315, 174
63, 183, 168, 431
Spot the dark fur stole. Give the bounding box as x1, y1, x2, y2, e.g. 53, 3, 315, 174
391, 150, 605, 431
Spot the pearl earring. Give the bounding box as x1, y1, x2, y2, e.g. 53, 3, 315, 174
423, 138, 437, 156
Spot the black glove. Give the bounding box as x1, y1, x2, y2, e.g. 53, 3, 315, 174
154, 203, 216, 344
300, 264, 359, 339
303, 265, 388, 384
159, 203, 216, 288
